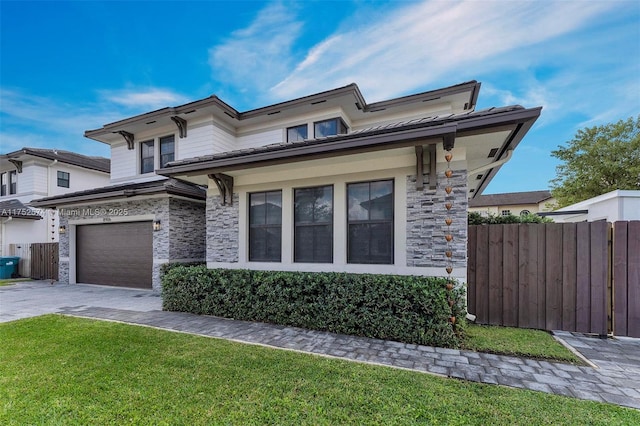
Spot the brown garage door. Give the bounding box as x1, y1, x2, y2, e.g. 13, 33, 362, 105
76, 222, 152, 289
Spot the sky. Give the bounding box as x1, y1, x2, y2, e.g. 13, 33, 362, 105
1, 0, 639, 194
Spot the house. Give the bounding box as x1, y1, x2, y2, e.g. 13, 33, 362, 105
32, 81, 541, 291
467, 190, 555, 217
539, 190, 640, 223
0, 148, 110, 274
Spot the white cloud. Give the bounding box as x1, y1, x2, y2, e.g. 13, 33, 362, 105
208, 2, 303, 94
99, 88, 189, 109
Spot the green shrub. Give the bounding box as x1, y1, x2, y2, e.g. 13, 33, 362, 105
468, 211, 553, 225
162, 267, 466, 348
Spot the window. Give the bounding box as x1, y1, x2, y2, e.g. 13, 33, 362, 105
501, 210, 511, 216
8, 171, 17, 194
159, 135, 175, 168
0, 173, 6, 196
57, 171, 70, 188
314, 118, 347, 138
287, 124, 308, 143
140, 140, 155, 174
294, 185, 333, 263
520, 210, 531, 216
249, 191, 282, 262
347, 179, 393, 264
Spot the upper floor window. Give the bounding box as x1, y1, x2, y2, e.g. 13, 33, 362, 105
347, 179, 394, 264
287, 124, 308, 143
314, 118, 347, 138
0, 173, 6, 196
249, 190, 282, 262
294, 185, 333, 263
8, 171, 17, 195
140, 140, 155, 174
57, 171, 70, 188
159, 135, 175, 168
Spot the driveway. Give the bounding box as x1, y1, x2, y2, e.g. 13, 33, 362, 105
0, 280, 162, 323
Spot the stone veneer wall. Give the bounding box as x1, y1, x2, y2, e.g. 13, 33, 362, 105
406, 170, 467, 269
168, 198, 206, 260
57, 196, 206, 291
206, 193, 239, 263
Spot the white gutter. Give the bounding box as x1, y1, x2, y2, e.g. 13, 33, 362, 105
469, 149, 514, 176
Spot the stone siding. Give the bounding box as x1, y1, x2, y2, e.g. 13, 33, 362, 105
406, 170, 467, 269
207, 193, 239, 263
168, 198, 206, 260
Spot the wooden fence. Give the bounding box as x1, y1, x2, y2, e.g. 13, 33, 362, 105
29, 242, 59, 281
9, 243, 32, 277
468, 221, 639, 338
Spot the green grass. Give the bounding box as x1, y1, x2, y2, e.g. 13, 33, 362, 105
464, 324, 584, 364
0, 278, 31, 286
1, 315, 637, 425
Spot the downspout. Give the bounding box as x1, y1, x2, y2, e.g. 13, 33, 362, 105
1, 217, 12, 257
47, 159, 58, 242
468, 149, 514, 176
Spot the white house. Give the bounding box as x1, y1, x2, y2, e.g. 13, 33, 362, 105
0, 148, 110, 274
540, 190, 640, 223
33, 81, 541, 290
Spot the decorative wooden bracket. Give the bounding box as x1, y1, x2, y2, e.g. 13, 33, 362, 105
8, 159, 23, 173
209, 173, 234, 205
428, 144, 437, 190
415, 146, 424, 190
117, 131, 135, 150
170, 116, 187, 138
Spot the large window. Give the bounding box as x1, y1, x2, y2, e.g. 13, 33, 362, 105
314, 118, 347, 138
57, 171, 70, 188
287, 124, 308, 143
347, 180, 394, 264
0, 173, 6, 196
140, 140, 155, 174
159, 135, 175, 168
249, 191, 282, 262
294, 185, 333, 263
8, 171, 17, 194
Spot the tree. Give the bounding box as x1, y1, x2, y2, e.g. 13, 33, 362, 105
550, 116, 640, 207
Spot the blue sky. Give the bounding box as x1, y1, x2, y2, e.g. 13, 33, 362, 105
1, 0, 638, 194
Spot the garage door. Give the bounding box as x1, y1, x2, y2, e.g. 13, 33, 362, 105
76, 222, 152, 289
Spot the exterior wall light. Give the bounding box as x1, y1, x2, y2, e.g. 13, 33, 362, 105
153, 220, 161, 231
58, 225, 66, 234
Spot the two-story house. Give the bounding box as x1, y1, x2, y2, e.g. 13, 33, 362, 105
33, 81, 541, 291
468, 190, 556, 217
0, 148, 110, 270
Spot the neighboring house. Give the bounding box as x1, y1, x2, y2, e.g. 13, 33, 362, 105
32, 81, 541, 291
0, 148, 110, 265
468, 190, 555, 217
539, 190, 640, 223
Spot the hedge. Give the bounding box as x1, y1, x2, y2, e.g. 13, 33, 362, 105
162, 266, 466, 348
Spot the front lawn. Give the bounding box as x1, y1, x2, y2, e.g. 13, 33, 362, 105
0, 278, 31, 287
1, 315, 636, 425
464, 324, 583, 364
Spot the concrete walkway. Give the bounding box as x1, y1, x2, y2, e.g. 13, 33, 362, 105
2, 280, 639, 410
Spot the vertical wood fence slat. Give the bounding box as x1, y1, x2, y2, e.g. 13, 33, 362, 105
562, 223, 577, 331
613, 221, 629, 336
518, 224, 538, 329
627, 221, 640, 338
488, 225, 503, 325
536, 225, 547, 330
475, 225, 490, 323
467, 226, 477, 316
502, 224, 519, 327
545, 224, 563, 330
575, 222, 591, 333
590, 221, 609, 335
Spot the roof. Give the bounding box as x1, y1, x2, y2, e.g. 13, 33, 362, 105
0, 199, 42, 220
157, 104, 541, 177
468, 190, 553, 208
2, 147, 110, 173
29, 178, 205, 207
84, 81, 481, 143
